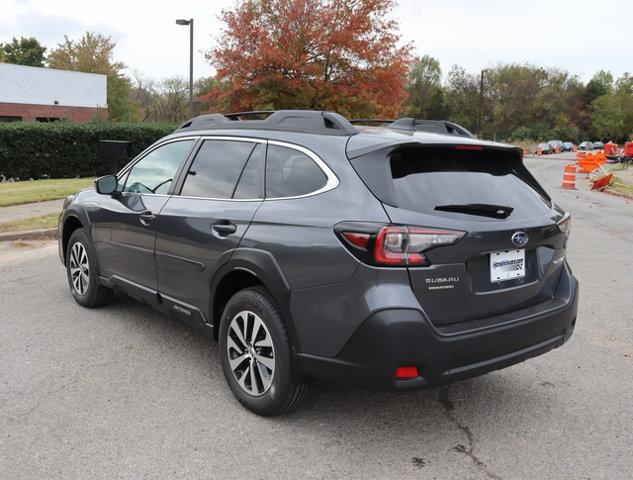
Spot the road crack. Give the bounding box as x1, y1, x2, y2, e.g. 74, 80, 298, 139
439, 388, 503, 480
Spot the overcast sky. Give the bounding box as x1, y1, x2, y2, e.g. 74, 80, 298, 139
2, 0, 631, 83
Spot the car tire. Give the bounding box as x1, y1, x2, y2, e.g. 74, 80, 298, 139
65, 228, 114, 308
218, 286, 308, 416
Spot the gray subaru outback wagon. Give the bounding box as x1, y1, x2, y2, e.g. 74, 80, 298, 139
58, 110, 578, 415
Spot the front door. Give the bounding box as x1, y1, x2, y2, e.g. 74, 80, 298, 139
92, 139, 196, 290
155, 138, 266, 319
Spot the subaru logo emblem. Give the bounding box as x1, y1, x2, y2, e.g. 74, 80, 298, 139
511, 231, 529, 247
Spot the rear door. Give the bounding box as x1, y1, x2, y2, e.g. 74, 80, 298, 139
350, 144, 567, 326
154, 137, 265, 320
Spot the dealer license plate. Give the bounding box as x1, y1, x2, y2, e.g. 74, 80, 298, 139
490, 249, 525, 282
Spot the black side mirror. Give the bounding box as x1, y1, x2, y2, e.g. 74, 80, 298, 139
95, 174, 119, 195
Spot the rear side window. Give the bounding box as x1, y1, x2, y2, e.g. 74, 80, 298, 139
265, 144, 327, 198
180, 140, 256, 199
234, 143, 265, 199
352, 145, 551, 220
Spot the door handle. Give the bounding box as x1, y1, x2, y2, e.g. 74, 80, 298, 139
139, 211, 156, 226
212, 222, 237, 236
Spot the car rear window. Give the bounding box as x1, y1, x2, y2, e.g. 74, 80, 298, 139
351, 145, 551, 220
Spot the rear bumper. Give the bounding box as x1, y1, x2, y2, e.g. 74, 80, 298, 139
298, 265, 578, 390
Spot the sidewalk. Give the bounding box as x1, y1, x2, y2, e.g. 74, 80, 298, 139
0, 199, 62, 224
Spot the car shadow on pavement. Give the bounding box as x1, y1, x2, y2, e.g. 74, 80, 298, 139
91, 293, 558, 478
110, 290, 548, 419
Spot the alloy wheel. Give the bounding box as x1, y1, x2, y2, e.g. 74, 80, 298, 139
226, 310, 276, 396
69, 242, 89, 296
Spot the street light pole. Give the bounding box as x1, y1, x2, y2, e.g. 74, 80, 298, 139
176, 18, 194, 118
478, 69, 486, 139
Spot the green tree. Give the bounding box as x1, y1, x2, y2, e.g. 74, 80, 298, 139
443, 65, 480, 133
614, 73, 633, 141
551, 113, 579, 140
591, 95, 624, 140
533, 70, 585, 140
404, 55, 444, 119
586, 70, 614, 103
48, 32, 137, 121
0, 37, 47, 66
615, 72, 633, 96
486, 64, 548, 139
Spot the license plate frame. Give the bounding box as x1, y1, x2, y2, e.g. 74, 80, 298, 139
490, 249, 526, 282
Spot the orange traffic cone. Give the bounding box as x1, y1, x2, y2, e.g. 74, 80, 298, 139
562, 163, 577, 189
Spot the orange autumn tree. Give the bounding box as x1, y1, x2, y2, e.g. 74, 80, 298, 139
203, 0, 412, 118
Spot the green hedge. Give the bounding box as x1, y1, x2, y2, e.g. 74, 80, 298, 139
0, 121, 177, 179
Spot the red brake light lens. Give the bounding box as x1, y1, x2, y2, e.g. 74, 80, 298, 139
396, 366, 419, 379
374, 226, 464, 266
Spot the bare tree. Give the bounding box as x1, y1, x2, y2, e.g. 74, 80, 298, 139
131, 74, 189, 122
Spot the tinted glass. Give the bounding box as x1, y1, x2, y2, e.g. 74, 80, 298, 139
389, 147, 551, 219
265, 144, 327, 198
124, 140, 193, 194
234, 143, 265, 199
181, 140, 256, 199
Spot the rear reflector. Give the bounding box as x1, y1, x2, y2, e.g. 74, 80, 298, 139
454, 145, 484, 151
395, 366, 419, 379
341, 231, 370, 248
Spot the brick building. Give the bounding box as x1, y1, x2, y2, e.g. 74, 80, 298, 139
0, 63, 107, 122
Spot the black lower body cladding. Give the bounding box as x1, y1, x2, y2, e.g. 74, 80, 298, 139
298, 264, 578, 390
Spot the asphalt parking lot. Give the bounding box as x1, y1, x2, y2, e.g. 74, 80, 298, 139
1, 152, 632, 479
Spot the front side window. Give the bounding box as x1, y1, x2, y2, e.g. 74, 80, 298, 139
265, 144, 327, 198
124, 140, 194, 194
180, 140, 258, 199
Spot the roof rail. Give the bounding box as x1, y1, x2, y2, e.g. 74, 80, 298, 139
224, 110, 276, 119
350, 117, 475, 138
387, 118, 476, 138
177, 114, 236, 130
176, 110, 358, 136
348, 119, 396, 125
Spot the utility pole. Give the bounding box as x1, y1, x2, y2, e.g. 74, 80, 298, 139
478, 69, 486, 139
176, 18, 194, 118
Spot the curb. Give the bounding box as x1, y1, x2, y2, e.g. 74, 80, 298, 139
0, 228, 57, 242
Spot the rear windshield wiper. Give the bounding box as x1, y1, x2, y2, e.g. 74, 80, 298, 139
434, 203, 514, 219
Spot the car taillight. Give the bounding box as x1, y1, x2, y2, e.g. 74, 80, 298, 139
336, 224, 465, 267
557, 212, 571, 238
341, 231, 370, 248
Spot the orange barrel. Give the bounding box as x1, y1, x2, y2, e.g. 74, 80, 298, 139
562, 163, 577, 189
